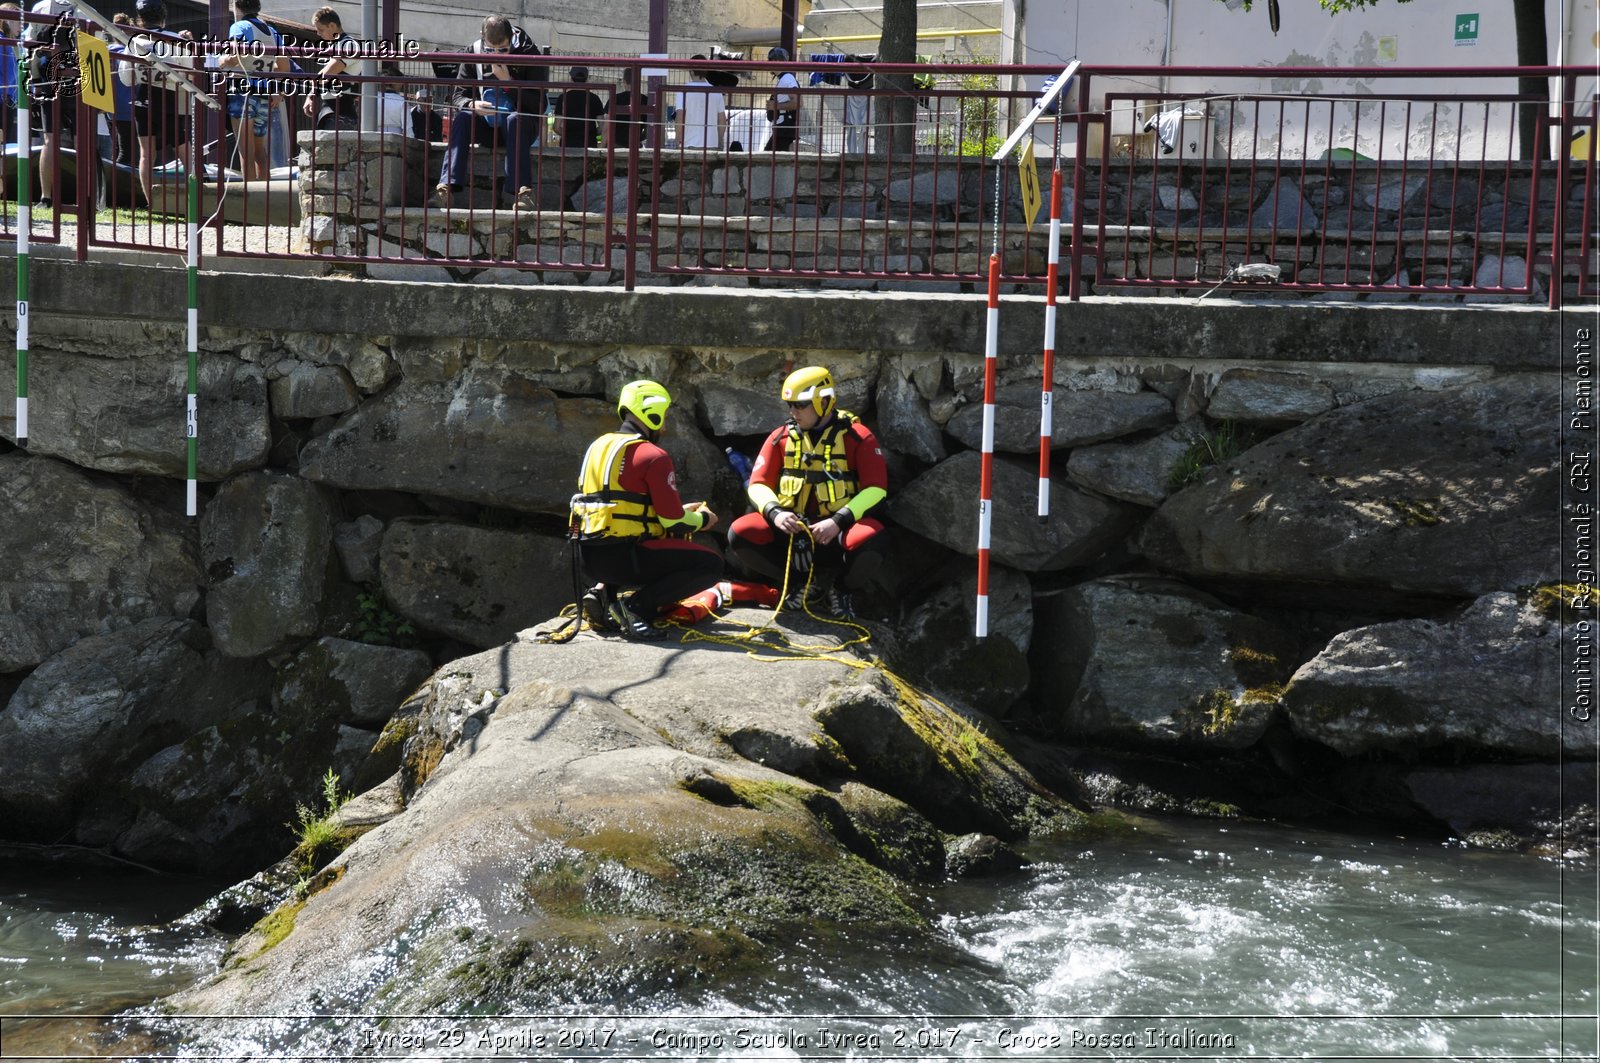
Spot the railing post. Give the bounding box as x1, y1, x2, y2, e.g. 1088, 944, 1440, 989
622, 64, 640, 292
1551, 72, 1573, 310
76, 93, 89, 262
1067, 72, 1089, 302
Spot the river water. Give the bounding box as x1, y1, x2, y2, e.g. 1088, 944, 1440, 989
1, 820, 1595, 1060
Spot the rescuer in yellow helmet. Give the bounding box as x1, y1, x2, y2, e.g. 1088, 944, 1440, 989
570, 379, 721, 639
725, 366, 889, 618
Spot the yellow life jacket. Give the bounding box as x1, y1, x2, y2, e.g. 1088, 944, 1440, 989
570, 432, 664, 540
775, 411, 860, 518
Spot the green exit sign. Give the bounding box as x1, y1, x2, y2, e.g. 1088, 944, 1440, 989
1454, 13, 1479, 45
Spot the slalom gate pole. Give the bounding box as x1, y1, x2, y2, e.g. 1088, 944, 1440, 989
14, 51, 28, 450
1037, 165, 1062, 522
184, 109, 199, 517
976, 252, 1000, 639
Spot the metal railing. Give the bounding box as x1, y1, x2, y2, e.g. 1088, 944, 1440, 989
6, 40, 1595, 307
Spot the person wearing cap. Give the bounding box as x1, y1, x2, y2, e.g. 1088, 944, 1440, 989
570, 380, 722, 640
118, 0, 193, 206
553, 65, 603, 149
726, 366, 889, 619
761, 45, 798, 151
674, 54, 725, 151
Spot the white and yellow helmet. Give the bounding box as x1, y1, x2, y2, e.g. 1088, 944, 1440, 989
781, 365, 836, 419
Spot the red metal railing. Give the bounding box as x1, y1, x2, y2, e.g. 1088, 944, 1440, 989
6, 44, 1596, 307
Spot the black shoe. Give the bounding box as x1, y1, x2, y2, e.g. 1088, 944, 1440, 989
581, 586, 619, 632
825, 588, 855, 619
781, 584, 826, 614
609, 599, 665, 640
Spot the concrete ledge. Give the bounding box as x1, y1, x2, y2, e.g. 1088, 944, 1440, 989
0, 257, 1564, 370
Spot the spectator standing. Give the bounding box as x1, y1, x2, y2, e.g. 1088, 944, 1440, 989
118, 0, 192, 206
219, 0, 287, 181
303, 6, 357, 130
762, 45, 798, 151
25, 0, 79, 209
553, 65, 601, 148
432, 13, 546, 210
0, 4, 17, 203
674, 55, 725, 150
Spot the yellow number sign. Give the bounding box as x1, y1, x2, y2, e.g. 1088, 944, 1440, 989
76, 31, 115, 113
1018, 138, 1042, 228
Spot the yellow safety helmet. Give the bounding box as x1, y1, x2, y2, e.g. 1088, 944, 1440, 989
781, 365, 836, 419
618, 379, 672, 432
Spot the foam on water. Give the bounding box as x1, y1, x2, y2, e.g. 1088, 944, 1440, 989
4, 821, 1594, 1061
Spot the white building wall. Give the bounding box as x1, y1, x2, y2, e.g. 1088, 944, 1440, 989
1002, 0, 1598, 159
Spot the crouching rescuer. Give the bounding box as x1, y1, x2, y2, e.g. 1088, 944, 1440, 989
570, 380, 722, 640
727, 366, 889, 618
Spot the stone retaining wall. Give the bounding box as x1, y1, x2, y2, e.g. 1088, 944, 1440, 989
0, 268, 1581, 873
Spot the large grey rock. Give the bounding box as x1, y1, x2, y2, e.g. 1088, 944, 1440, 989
572, 176, 633, 213
877, 563, 1032, 715
274, 637, 433, 729
268, 363, 360, 420
0, 455, 202, 672
946, 385, 1173, 453
298, 371, 727, 517
1254, 176, 1317, 232
0, 618, 271, 843
299, 372, 609, 514
887, 170, 962, 205
1065, 423, 1204, 507
377, 520, 571, 648
1137, 375, 1559, 597
2, 351, 269, 479
201, 472, 334, 658
1205, 368, 1336, 426
1034, 575, 1298, 750
332, 514, 384, 584
169, 624, 1077, 1027
874, 362, 947, 464
279, 333, 397, 394
1404, 762, 1596, 840
695, 379, 784, 437
890, 451, 1138, 571
1283, 591, 1579, 758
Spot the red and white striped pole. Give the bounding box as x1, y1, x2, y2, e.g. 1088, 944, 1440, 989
976, 253, 1001, 639
1037, 166, 1063, 522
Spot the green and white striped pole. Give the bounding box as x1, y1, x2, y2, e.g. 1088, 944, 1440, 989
185, 107, 198, 516
14, 51, 28, 450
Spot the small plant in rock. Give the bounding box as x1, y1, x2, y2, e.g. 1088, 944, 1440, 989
1168, 420, 1257, 489
291, 768, 353, 886
352, 585, 416, 647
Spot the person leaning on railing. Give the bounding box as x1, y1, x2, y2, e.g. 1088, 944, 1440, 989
430, 13, 547, 211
